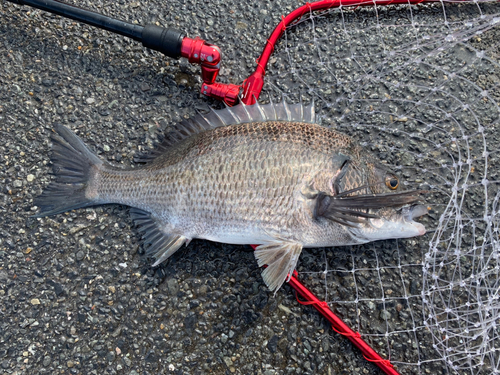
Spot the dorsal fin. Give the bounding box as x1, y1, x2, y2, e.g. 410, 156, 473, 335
135, 100, 315, 163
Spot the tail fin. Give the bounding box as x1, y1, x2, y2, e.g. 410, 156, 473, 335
33, 124, 104, 217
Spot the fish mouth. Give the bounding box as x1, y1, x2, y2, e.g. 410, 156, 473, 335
401, 204, 429, 236
362, 204, 429, 239
402, 204, 429, 221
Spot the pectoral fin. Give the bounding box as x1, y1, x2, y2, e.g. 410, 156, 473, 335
130, 208, 189, 266
254, 241, 303, 292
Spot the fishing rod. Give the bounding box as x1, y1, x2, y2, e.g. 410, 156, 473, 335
6, 0, 447, 106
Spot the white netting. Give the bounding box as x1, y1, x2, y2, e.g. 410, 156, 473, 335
264, 1, 500, 374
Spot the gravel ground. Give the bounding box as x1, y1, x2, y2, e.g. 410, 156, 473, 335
1, 1, 499, 375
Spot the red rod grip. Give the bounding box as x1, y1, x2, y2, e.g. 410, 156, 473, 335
200, 82, 240, 106
181, 36, 221, 84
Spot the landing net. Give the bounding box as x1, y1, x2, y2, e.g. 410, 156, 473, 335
263, 1, 500, 373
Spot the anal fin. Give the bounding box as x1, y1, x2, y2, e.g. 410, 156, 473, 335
254, 241, 303, 293
130, 208, 189, 267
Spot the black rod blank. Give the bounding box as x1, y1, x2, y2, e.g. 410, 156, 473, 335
7, 0, 185, 58
9, 0, 144, 40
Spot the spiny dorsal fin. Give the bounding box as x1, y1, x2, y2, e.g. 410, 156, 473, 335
134, 100, 315, 163
130, 208, 189, 266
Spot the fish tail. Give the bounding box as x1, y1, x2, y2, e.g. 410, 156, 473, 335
33, 124, 106, 217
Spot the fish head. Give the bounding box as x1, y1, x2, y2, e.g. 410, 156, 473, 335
317, 155, 428, 242
353, 160, 428, 241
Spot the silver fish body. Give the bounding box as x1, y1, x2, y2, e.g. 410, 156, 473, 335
35, 101, 426, 292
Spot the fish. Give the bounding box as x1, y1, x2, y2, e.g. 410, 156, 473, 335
34, 100, 427, 292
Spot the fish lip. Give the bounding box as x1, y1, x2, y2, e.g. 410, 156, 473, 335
401, 204, 429, 221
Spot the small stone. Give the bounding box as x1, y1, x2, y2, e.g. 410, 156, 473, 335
67, 360, 74, 368
108, 286, 116, 293
13, 180, 23, 188
68, 224, 89, 235
76, 250, 85, 261
115, 347, 121, 355
42, 356, 51, 366
54, 283, 64, 296
123, 356, 132, 367
401, 152, 415, 166
267, 335, 279, 353
86, 98, 95, 104
103, 145, 110, 152
30, 298, 40, 305
166, 278, 179, 295
236, 21, 247, 30
223, 356, 233, 367
27, 174, 35, 182
380, 309, 392, 320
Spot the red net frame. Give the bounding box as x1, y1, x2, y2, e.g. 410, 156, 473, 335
239, 0, 450, 105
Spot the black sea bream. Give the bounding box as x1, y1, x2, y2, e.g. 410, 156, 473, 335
35, 101, 427, 292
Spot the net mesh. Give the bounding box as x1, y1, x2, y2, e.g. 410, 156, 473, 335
264, 1, 500, 374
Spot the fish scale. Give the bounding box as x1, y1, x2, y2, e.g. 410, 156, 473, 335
34, 101, 427, 292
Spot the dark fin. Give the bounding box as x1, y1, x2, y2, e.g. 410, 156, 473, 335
33, 124, 104, 217
254, 241, 303, 293
130, 208, 188, 266
134, 100, 315, 163
314, 189, 425, 227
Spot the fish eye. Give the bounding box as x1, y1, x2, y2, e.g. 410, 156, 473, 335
385, 175, 399, 190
